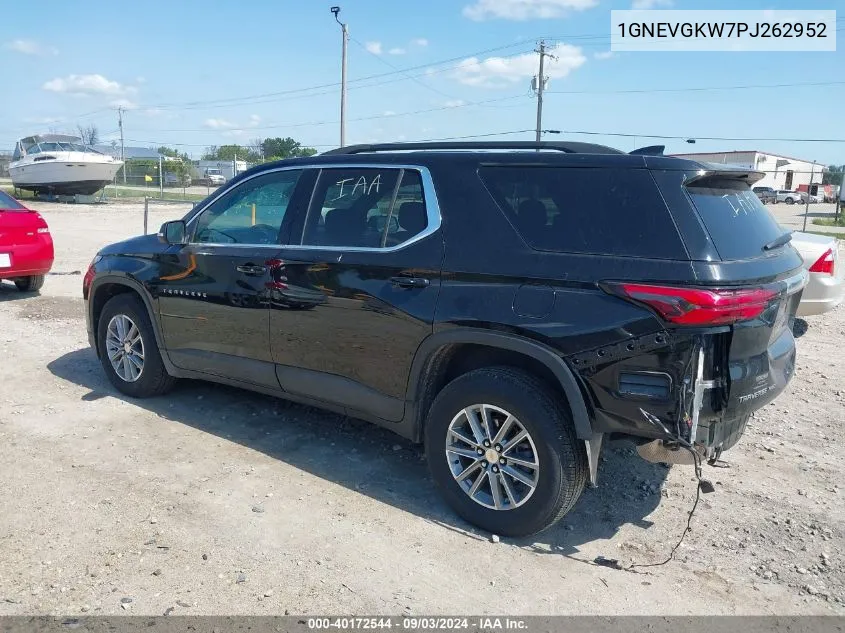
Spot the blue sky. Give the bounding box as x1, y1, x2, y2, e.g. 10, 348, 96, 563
1, 0, 842, 164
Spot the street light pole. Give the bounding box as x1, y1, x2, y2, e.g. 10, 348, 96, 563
332, 6, 348, 148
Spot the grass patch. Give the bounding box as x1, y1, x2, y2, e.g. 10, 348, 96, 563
811, 215, 845, 227
1, 185, 206, 203
103, 186, 207, 202
805, 230, 844, 240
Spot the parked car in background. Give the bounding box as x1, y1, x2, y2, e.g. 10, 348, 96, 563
752, 186, 778, 204
83, 141, 807, 536
789, 232, 844, 317
776, 190, 806, 205
164, 172, 191, 187
0, 190, 54, 292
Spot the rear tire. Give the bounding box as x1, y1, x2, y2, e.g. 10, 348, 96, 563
14, 275, 45, 292
97, 293, 176, 398
424, 366, 587, 537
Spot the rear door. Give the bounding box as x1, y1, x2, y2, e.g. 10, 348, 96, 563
269, 165, 443, 421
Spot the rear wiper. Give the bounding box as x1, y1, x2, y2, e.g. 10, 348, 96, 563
762, 231, 792, 251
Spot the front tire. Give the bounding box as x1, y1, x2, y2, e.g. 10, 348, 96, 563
15, 275, 45, 292
785, 197, 795, 205
424, 367, 587, 537
97, 294, 176, 398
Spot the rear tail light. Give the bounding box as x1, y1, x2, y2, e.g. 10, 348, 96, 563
605, 283, 779, 326
808, 248, 835, 276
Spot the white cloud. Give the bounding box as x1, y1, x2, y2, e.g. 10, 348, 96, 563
23, 116, 63, 125
443, 99, 466, 108
452, 43, 586, 88
205, 115, 261, 131
631, 0, 673, 8
594, 50, 615, 60
42, 74, 133, 96
365, 41, 383, 55
109, 98, 138, 109
388, 47, 406, 55
204, 118, 236, 129
4, 39, 58, 56
463, 0, 597, 21
412, 38, 429, 47
383, 110, 397, 116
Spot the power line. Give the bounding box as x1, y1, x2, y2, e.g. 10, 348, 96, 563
129, 94, 528, 134
142, 40, 537, 112
562, 129, 845, 143
547, 80, 845, 95
350, 36, 457, 101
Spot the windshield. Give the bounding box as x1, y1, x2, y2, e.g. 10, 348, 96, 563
0, 190, 27, 210
686, 178, 785, 260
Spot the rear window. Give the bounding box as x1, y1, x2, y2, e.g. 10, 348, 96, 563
478, 166, 686, 259
686, 179, 784, 261
0, 190, 26, 211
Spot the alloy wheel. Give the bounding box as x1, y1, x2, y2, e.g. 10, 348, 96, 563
105, 314, 145, 382
445, 404, 540, 511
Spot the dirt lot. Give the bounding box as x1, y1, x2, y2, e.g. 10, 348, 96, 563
0, 200, 843, 616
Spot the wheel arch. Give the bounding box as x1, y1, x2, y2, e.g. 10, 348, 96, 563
404, 329, 594, 442
89, 275, 175, 373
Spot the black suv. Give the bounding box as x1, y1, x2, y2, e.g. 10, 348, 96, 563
83, 141, 806, 536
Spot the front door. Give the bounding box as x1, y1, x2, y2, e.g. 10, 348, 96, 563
153, 168, 307, 388
269, 166, 443, 421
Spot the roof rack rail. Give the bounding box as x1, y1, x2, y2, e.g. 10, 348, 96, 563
323, 141, 624, 156
630, 145, 665, 156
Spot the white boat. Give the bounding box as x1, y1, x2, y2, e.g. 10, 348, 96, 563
9, 134, 123, 196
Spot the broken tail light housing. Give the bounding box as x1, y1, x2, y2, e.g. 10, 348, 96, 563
605, 283, 779, 326
808, 248, 835, 276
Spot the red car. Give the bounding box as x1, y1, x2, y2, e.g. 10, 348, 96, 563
0, 190, 54, 292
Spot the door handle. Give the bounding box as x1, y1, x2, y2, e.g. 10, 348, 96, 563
389, 275, 430, 289
236, 264, 267, 276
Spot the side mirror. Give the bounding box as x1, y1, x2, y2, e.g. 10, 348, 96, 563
158, 220, 187, 245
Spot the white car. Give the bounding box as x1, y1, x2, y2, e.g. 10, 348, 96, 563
776, 190, 806, 205
789, 232, 844, 317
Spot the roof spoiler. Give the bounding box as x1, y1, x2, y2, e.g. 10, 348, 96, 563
685, 164, 766, 186
630, 145, 665, 156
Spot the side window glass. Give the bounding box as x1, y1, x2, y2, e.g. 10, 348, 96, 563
193, 170, 301, 245
384, 170, 428, 247
300, 168, 430, 249
302, 168, 401, 248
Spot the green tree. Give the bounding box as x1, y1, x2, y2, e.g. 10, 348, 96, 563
203, 144, 260, 162
157, 146, 190, 162
822, 164, 844, 185
261, 137, 318, 160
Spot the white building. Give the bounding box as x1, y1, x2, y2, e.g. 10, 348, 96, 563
670, 150, 825, 191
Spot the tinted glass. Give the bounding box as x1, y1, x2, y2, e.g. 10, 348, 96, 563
479, 166, 686, 259
193, 169, 301, 244
686, 179, 785, 260
302, 168, 403, 248
384, 170, 428, 247
0, 190, 27, 210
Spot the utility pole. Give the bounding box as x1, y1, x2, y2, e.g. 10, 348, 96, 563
118, 107, 126, 184
533, 41, 554, 143
802, 160, 816, 232
332, 6, 348, 147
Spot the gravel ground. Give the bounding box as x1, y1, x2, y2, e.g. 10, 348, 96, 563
0, 200, 842, 616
